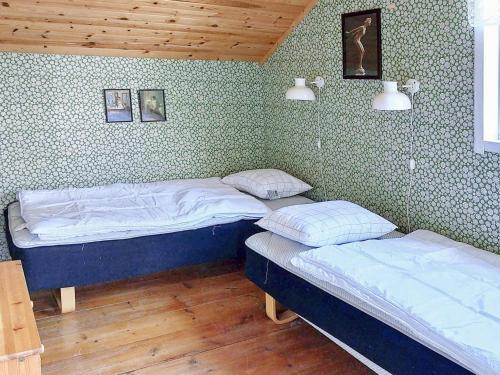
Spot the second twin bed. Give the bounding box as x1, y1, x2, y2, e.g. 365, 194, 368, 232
245, 213, 500, 375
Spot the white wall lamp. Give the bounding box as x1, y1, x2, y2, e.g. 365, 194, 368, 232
373, 80, 420, 110
285, 77, 325, 101
373, 79, 421, 233
285, 76, 327, 201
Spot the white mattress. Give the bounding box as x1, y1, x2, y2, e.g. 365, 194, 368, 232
245, 231, 477, 375
258, 195, 313, 211
9, 196, 313, 249
292, 231, 500, 375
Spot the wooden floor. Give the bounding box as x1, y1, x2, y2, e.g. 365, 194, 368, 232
31, 261, 375, 375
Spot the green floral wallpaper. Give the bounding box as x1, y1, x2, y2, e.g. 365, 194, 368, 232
1, 0, 499, 259
263, 0, 500, 253
0, 53, 268, 259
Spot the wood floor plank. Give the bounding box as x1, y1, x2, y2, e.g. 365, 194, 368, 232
130, 325, 373, 375
32, 261, 374, 375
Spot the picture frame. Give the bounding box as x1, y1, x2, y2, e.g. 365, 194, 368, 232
138, 89, 166, 122
342, 9, 382, 80
103, 89, 133, 123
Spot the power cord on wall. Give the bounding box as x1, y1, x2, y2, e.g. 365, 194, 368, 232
286, 77, 328, 201
375, 79, 420, 234
406, 92, 417, 233
316, 86, 328, 202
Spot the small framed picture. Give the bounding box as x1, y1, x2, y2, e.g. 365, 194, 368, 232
342, 9, 382, 80
103, 89, 133, 123
138, 89, 166, 122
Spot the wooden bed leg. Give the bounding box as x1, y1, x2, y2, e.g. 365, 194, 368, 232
52, 287, 75, 313
265, 293, 298, 324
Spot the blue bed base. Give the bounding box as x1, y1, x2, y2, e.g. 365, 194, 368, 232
244, 248, 474, 375
4, 206, 262, 291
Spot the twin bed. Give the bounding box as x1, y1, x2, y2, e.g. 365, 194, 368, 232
245, 230, 500, 375
6, 195, 311, 291
4, 171, 499, 375
4, 175, 312, 311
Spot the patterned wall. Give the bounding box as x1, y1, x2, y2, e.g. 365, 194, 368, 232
1, 0, 499, 259
263, 0, 500, 253
0, 53, 268, 259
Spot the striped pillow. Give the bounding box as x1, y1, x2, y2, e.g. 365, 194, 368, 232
256, 201, 397, 246
222, 169, 312, 200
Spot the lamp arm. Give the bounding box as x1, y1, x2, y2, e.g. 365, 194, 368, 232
308, 76, 325, 89
402, 79, 420, 95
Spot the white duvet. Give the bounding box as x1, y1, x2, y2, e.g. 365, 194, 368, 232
291, 230, 500, 375
18, 177, 270, 241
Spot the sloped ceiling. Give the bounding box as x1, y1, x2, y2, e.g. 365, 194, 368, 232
0, 0, 317, 62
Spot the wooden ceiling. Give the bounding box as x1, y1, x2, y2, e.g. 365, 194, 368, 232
0, 0, 317, 63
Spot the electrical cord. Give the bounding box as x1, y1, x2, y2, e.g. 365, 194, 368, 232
314, 80, 416, 228
406, 93, 416, 233
316, 86, 328, 201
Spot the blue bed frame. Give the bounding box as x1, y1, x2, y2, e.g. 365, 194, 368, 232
4, 206, 262, 291
244, 248, 474, 375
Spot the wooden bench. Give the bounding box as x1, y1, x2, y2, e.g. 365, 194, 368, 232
0, 261, 43, 375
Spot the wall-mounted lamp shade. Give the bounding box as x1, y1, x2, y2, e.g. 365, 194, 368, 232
286, 78, 316, 101
373, 81, 411, 111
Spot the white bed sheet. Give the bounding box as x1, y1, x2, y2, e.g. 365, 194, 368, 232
245, 231, 479, 375
291, 231, 500, 375
9, 196, 313, 249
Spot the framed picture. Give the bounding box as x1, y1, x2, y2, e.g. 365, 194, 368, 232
342, 9, 382, 80
103, 89, 133, 123
138, 89, 166, 122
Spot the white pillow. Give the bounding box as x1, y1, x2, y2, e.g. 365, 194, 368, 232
255, 200, 397, 247
222, 169, 312, 200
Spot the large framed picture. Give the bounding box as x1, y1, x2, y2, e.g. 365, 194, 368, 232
138, 89, 166, 122
103, 89, 133, 123
342, 9, 382, 80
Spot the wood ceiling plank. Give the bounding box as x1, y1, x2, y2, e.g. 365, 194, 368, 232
0, 15, 283, 38
0, 19, 278, 44
77, 0, 311, 15
41, 0, 301, 21
0, 42, 263, 61
175, 0, 311, 10
0, 28, 270, 53
0, 33, 270, 56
